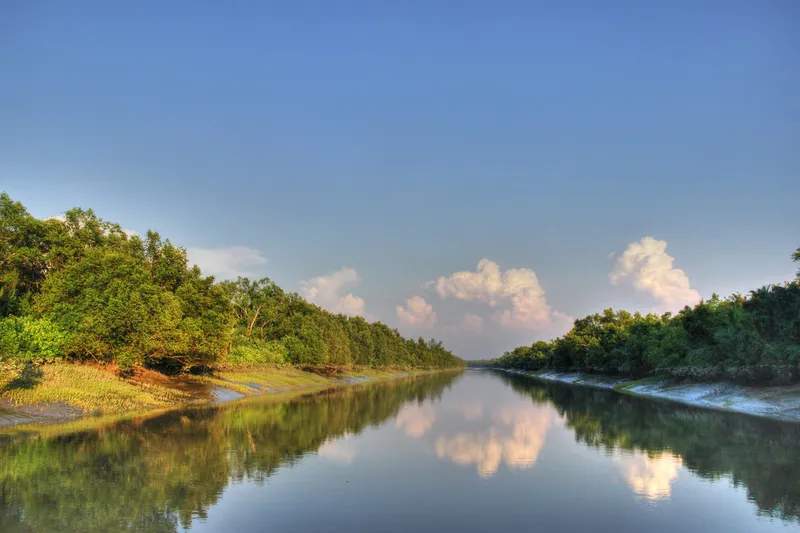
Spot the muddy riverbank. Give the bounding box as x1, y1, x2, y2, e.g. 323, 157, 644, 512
493, 369, 800, 422
0, 364, 445, 430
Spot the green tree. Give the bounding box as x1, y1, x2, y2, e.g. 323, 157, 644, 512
794, 247, 800, 280
35, 247, 186, 369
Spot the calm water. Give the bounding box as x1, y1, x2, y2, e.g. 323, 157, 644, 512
1, 370, 799, 533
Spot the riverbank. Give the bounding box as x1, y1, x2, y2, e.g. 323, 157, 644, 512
490, 368, 800, 422
0, 362, 445, 430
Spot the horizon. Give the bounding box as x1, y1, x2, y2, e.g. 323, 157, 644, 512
2, 2, 798, 359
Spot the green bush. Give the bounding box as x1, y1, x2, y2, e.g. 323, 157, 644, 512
0, 315, 68, 362
226, 337, 287, 366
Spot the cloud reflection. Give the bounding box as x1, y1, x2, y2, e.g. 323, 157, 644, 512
395, 404, 437, 438
435, 406, 556, 478
317, 435, 356, 464
615, 451, 683, 501
460, 402, 483, 421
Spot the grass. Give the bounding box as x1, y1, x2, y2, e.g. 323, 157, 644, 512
1, 363, 198, 415
0, 370, 436, 438
217, 367, 333, 391
0, 362, 440, 428
216, 366, 431, 393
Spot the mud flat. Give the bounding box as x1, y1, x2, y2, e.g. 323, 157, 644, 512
500, 369, 800, 422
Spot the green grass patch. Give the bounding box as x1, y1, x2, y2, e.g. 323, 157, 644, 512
218, 367, 333, 391
1, 363, 198, 415
0, 362, 448, 433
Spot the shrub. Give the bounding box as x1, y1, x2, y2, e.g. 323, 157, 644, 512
226, 337, 287, 366
0, 315, 68, 363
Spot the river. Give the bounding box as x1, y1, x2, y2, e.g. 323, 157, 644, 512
1, 369, 798, 532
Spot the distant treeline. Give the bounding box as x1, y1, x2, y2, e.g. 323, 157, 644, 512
472, 249, 800, 384
0, 193, 464, 371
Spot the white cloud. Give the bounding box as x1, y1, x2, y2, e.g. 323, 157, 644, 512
610, 237, 701, 312
433, 259, 571, 331
396, 296, 437, 327
301, 267, 365, 317
186, 246, 268, 280
459, 313, 484, 332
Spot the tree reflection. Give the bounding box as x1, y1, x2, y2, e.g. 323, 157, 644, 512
0, 372, 460, 533
498, 371, 800, 521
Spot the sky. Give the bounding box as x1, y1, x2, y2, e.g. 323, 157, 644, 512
2, 2, 798, 359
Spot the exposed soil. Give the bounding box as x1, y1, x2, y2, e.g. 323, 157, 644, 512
128, 367, 216, 398
0, 399, 85, 428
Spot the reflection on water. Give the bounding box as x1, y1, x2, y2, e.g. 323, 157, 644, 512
435, 405, 558, 477
395, 403, 437, 438
614, 451, 683, 501
459, 401, 483, 421
317, 434, 356, 464
498, 371, 800, 523
0, 373, 459, 533
1, 369, 799, 532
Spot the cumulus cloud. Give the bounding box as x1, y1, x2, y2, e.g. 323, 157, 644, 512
396, 296, 437, 327
186, 246, 268, 280
610, 237, 701, 312
301, 267, 365, 316
433, 259, 571, 331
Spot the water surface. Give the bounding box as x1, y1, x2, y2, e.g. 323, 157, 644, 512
1, 370, 798, 532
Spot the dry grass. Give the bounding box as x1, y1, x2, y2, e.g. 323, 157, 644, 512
218, 366, 430, 391
0, 362, 437, 428
1, 363, 198, 415
218, 367, 334, 391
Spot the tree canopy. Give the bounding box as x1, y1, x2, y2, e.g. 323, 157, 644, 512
0, 193, 463, 371
479, 249, 800, 384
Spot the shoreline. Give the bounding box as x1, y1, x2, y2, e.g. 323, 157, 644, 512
485, 368, 800, 423
0, 364, 456, 432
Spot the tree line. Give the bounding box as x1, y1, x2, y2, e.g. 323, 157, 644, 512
0, 193, 464, 372
473, 248, 800, 384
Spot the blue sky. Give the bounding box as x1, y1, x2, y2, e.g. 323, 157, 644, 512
2, 2, 798, 358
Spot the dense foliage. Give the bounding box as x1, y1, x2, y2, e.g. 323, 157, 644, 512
476, 249, 800, 383
0, 193, 463, 371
